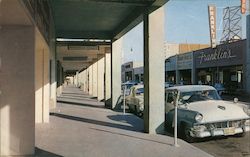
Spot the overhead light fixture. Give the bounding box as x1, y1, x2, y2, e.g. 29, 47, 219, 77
68, 45, 99, 50
56, 38, 111, 42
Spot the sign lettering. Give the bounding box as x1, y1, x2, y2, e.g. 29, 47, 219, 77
208, 5, 217, 48
198, 48, 236, 64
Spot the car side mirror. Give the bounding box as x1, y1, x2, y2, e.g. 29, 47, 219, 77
234, 98, 238, 103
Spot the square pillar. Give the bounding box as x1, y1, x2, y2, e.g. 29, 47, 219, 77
105, 52, 111, 107
111, 39, 122, 109
143, 7, 165, 134
56, 61, 63, 96
93, 62, 98, 97
83, 70, 87, 93
76, 71, 79, 87
0, 26, 35, 155
88, 65, 93, 95
50, 58, 57, 109
97, 58, 105, 101
35, 29, 50, 123
192, 53, 196, 85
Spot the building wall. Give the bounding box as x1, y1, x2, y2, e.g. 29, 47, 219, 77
164, 43, 179, 59
121, 61, 143, 83
179, 43, 209, 54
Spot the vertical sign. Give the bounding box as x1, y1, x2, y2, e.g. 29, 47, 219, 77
241, 0, 246, 14
208, 5, 216, 48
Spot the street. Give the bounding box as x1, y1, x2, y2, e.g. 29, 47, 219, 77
192, 132, 250, 157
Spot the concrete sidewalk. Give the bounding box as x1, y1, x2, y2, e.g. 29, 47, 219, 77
35, 85, 213, 157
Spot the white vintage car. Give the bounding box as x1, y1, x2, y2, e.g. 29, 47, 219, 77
165, 85, 250, 142
125, 84, 144, 116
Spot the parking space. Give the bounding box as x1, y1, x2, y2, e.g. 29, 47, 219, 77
192, 132, 250, 157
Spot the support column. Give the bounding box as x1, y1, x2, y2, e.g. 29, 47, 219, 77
88, 65, 93, 95
0, 26, 35, 155
43, 46, 50, 123
93, 62, 98, 97
84, 70, 88, 93
143, 7, 165, 134
50, 58, 57, 109
56, 61, 63, 96
105, 52, 111, 107
176, 70, 180, 84
97, 58, 105, 101
76, 71, 79, 87
111, 39, 122, 109
35, 29, 49, 123
192, 53, 196, 85
49, 14, 56, 109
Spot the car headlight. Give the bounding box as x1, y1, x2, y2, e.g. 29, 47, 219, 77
243, 106, 250, 116
245, 120, 250, 126
195, 113, 203, 122
139, 101, 144, 111
193, 125, 207, 131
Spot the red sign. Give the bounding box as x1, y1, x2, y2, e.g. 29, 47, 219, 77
241, 0, 246, 14
208, 5, 216, 48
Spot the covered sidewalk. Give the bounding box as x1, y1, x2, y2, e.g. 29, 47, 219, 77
35, 86, 213, 157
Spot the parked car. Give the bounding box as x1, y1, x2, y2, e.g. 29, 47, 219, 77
214, 83, 226, 95
165, 85, 250, 142
121, 81, 138, 96
165, 82, 174, 88
125, 84, 144, 116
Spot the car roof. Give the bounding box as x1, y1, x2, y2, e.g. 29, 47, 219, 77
166, 85, 216, 92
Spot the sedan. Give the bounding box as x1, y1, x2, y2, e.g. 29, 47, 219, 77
165, 85, 250, 142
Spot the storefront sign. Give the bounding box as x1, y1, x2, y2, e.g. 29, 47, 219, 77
177, 52, 193, 70
241, 0, 246, 14
208, 5, 217, 48
198, 47, 236, 64
194, 40, 245, 68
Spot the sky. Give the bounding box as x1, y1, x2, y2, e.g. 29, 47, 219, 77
122, 0, 247, 63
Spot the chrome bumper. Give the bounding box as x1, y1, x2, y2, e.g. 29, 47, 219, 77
190, 126, 250, 138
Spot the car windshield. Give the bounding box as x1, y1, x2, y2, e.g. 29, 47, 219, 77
180, 90, 221, 103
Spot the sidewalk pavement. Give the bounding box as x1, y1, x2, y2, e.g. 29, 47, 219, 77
35, 85, 213, 157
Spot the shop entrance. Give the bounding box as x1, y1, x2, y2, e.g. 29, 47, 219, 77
179, 69, 192, 85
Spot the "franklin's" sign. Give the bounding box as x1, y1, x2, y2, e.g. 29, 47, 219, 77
198, 48, 236, 64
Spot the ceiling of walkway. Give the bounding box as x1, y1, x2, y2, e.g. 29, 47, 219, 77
51, 0, 167, 73
57, 44, 110, 72
51, 0, 167, 40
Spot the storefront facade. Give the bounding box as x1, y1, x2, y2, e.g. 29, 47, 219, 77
121, 61, 143, 83
194, 40, 246, 93
165, 52, 194, 85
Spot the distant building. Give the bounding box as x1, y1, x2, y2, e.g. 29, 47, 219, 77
164, 43, 179, 58
121, 61, 143, 83
164, 42, 209, 59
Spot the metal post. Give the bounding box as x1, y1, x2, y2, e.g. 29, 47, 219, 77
174, 90, 180, 147
123, 85, 126, 114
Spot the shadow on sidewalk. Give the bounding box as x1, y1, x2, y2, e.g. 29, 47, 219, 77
50, 112, 140, 132
57, 100, 104, 109
90, 128, 173, 146
35, 147, 63, 157
107, 114, 143, 131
